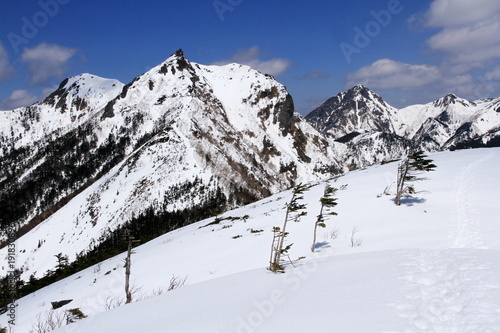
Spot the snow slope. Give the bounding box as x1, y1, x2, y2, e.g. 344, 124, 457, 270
2, 148, 500, 332
0, 51, 339, 276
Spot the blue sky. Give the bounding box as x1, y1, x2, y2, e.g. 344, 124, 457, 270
1, 0, 499, 114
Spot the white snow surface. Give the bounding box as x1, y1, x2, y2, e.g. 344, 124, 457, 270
2, 148, 500, 332
0, 53, 339, 274
0, 74, 124, 152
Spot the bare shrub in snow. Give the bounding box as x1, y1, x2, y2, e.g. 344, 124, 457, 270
167, 275, 187, 291
350, 227, 363, 247
104, 293, 124, 310
29, 310, 66, 333
326, 227, 339, 240
29, 308, 87, 333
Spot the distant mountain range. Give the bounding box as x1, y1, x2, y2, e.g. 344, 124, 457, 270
306, 85, 500, 151
1, 49, 499, 282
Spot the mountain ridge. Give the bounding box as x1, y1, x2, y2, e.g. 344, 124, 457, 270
306, 85, 500, 152
0, 50, 339, 282
1, 50, 500, 287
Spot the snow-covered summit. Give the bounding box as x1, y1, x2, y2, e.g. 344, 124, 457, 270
0, 73, 124, 154
432, 93, 475, 108
397, 94, 500, 150
307, 86, 500, 152
305, 85, 399, 139
0, 50, 339, 282
44, 73, 123, 111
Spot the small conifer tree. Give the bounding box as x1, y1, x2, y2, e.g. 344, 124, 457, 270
395, 150, 436, 206
312, 185, 338, 252
54, 253, 69, 272
65, 308, 87, 324
269, 183, 309, 273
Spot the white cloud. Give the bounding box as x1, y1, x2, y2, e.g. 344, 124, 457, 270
343, 0, 500, 104
484, 66, 500, 82
345, 57, 499, 102
0, 90, 38, 110
345, 59, 440, 90
427, 20, 500, 65
425, 0, 500, 67
0, 84, 60, 110
425, 0, 500, 28
439, 74, 477, 97
21, 43, 76, 85
0, 42, 14, 82
213, 46, 291, 76
441, 74, 473, 87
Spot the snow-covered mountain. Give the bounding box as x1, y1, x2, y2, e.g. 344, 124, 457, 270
0, 73, 124, 153
305, 85, 401, 140
0, 50, 340, 281
394, 94, 500, 151
2, 49, 500, 298
307, 86, 500, 153
2, 148, 499, 332
305, 85, 416, 169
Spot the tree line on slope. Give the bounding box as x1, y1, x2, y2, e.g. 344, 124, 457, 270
0, 150, 436, 317
0, 183, 227, 315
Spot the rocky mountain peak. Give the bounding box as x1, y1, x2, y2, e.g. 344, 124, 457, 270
343, 85, 387, 107
174, 48, 184, 57
349, 84, 369, 95
305, 85, 397, 138
156, 48, 195, 77
433, 93, 474, 108
0, 50, 341, 260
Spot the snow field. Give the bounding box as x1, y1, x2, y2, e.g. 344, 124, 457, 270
2, 148, 500, 332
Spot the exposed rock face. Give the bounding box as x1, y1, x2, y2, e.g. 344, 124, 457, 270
307, 85, 500, 154
0, 50, 339, 279
306, 85, 400, 139
1, 50, 500, 280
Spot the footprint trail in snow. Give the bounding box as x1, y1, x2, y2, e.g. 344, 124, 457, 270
449, 154, 494, 249
397, 249, 500, 332
394, 152, 500, 332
